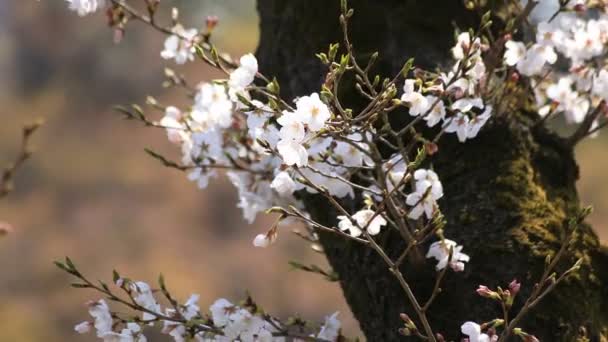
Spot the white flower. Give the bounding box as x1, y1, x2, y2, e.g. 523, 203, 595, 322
130, 282, 161, 322
244, 100, 273, 138
227, 172, 273, 223
546, 77, 589, 123
536, 21, 564, 47
405, 187, 437, 220
504, 40, 526, 67
193, 83, 234, 129
468, 105, 492, 139
413, 169, 443, 200
354, 209, 387, 235
253, 233, 273, 248
517, 43, 557, 76
276, 109, 308, 167
337, 209, 387, 237
593, 69, 608, 101
277, 140, 308, 167
466, 56, 486, 81
333, 133, 372, 167
74, 321, 92, 334
296, 93, 331, 131
195, 83, 229, 109
188, 167, 218, 190
424, 97, 446, 127
451, 97, 484, 113
384, 154, 408, 192
442, 70, 474, 96
160, 106, 186, 144
239, 316, 274, 342
160, 26, 198, 64
223, 309, 252, 340
452, 32, 481, 60
228, 54, 258, 95
426, 239, 470, 271
461, 321, 490, 342
401, 79, 430, 116
210, 299, 234, 327
66, 0, 105, 16
169, 294, 201, 322
317, 312, 341, 341
270, 171, 297, 196
299, 163, 354, 198
337, 215, 363, 237
88, 300, 113, 337
239, 54, 258, 77
277, 111, 306, 142
101, 322, 146, 342
445, 113, 470, 143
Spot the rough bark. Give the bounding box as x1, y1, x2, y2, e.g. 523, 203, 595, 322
255, 1, 608, 341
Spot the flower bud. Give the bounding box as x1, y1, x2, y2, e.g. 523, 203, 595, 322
206, 16, 219, 32
574, 4, 586, 12
476, 285, 500, 300
425, 142, 439, 155
509, 279, 521, 297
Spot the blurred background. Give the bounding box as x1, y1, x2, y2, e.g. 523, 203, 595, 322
0, 1, 606, 341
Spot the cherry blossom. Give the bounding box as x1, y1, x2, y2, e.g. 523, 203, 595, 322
461, 321, 491, 342
426, 239, 470, 271
423, 97, 446, 127
296, 93, 331, 132
74, 321, 92, 334
130, 282, 161, 322
160, 26, 199, 65
413, 169, 443, 200
452, 32, 481, 60
66, 0, 106, 16
405, 189, 437, 220
317, 312, 341, 341
270, 171, 297, 196
401, 79, 430, 116
337, 208, 387, 237
87, 300, 113, 337
445, 113, 470, 143
504, 40, 526, 67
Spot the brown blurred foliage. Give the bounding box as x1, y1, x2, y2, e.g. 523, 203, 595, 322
0, 1, 606, 341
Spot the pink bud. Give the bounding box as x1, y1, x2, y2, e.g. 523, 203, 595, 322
509, 279, 521, 296
206, 16, 219, 32
524, 335, 540, 342
509, 71, 520, 83
476, 285, 493, 297
574, 4, 586, 12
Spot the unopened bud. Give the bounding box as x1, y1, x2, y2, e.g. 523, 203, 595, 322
509, 279, 521, 297
398, 328, 412, 336
509, 71, 520, 83
206, 16, 219, 32
425, 142, 439, 155
476, 285, 501, 300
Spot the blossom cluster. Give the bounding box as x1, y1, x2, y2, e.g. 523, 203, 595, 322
71, 276, 341, 342
57, 0, 598, 340
505, 2, 608, 128
402, 32, 493, 143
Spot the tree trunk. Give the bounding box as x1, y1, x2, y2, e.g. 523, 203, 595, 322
255, 1, 608, 340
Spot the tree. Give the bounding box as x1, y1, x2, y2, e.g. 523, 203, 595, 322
56, 0, 608, 341
256, 1, 607, 340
